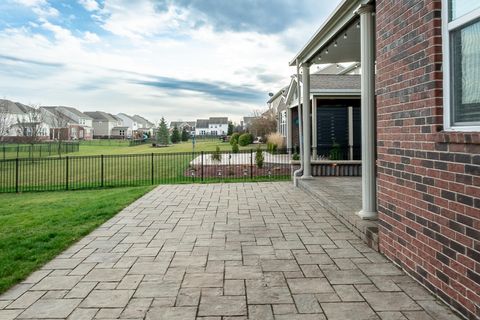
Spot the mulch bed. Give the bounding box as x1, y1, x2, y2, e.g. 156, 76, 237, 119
184, 164, 290, 178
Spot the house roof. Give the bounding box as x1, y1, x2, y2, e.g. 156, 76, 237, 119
209, 117, 228, 125
61, 106, 93, 120
41, 107, 76, 124
267, 86, 289, 104
0, 99, 33, 114
117, 113, 137, 122
170, 121, 195, 128
132, 115, 154, 127
310, 74, 360, 91
196, 119, 209, 128
84, 111, 118, 122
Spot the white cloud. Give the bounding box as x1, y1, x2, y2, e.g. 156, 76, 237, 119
0, 0, 342, 123
78, 0, 99, 12
83, 31, 100, 43
13, 0, 59, 18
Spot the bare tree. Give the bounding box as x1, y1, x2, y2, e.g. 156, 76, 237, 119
0, 100, 14, 141
249, 108, 277, 140
16, 104, 46, 143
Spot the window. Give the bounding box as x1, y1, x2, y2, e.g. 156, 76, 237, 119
443, 1, 480, 130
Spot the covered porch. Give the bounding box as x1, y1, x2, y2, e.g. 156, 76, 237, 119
290, 0, 377, 221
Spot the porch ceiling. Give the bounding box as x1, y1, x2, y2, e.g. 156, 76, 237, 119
312, 20, 361, 65
289, 0, 372, 66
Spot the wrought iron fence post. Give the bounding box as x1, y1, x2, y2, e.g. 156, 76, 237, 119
101, 155, 104, 187
250, 149, 253, 179
16, 145, 19, 158
201, 151, 204, 182
3, 144, 5, 160
15, 158, 19, 193
65, 156, 69, 190
151, 153, 154, 185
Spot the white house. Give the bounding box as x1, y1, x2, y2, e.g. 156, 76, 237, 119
195, 117, 228, 136
117, 113, 138, 132
0, 99, 49, 141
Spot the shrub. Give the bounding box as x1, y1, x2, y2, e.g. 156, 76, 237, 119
292, 153, 300, 161
231, 141, 239, 153
267, 142, 277, 153
238, 133, 253, 146
255, 146, 264, 168
267, 132, 284, 150
230, 133, 240, 145
329, 142, 341, 160
211, 146, 222, 162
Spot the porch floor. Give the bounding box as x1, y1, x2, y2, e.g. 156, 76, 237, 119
298, 177, 379, 251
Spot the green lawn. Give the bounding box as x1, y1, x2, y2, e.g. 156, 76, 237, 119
71, 140, 261, 156
0, 186, 153, 294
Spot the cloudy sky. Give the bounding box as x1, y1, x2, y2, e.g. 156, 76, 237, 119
0, 0, 340, 123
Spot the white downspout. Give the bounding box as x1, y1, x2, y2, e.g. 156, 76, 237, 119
293, 59, 304, 187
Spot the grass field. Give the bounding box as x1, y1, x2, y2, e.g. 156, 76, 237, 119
72, 140, 260, 156
0, 186, 153, 294
0, 141, 286, 193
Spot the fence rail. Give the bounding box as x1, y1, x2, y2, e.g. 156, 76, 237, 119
0, 149, 291, 193
0, 142, 80, 160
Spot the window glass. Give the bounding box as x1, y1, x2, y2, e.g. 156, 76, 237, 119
449, 0, 480, 21
451, 19, 480, 124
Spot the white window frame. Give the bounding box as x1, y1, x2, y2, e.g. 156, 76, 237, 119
442, 1, 480, 131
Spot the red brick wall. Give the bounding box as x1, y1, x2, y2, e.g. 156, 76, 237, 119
376, 1, 480, 319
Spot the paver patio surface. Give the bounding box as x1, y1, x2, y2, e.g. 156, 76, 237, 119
0, 182, 462, 319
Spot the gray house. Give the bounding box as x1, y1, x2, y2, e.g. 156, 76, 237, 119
84, 111, 123, 138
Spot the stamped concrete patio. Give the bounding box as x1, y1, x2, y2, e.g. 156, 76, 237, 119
0, 182, 461, 320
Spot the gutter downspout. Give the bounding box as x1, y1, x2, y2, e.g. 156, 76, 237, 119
293, 59, 304, 187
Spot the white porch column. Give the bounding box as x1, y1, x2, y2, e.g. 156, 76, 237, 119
301, 63, 313, 179
312, 97, 318, 160
357, 4, 377, 219
286, 107, 293, 154
348, 106, 354, 161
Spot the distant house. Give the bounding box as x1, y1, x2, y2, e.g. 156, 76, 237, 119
47, 106, 94, 140
41, 107, 85, 141
132, 115, 155, 138
132, 115, 154, 129
0, 99, 49, 142
84, 111, 123, 139
117, 113, 138, 133
241, 117, 255, 131
111, 126, 132, 139
170, 121, 196, 135
195, 117, 228, 136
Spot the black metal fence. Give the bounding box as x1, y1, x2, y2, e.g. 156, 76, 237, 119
0, 149, 291, 193
0, 142, 80, 160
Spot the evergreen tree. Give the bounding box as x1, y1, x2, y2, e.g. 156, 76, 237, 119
227, 122, 234, 136
157, 117, 170, 145
171, 125, 181, 144
181, 128, 189, 141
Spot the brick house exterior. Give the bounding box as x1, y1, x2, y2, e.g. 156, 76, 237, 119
376, 1, 480, 319
289, 0, 479, 318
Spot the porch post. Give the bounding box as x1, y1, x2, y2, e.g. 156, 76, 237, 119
312, 97, 318, 160
286, 107, 293, 154
357, 4, 377, 219
301, 63, 312, 179
348, 106, 354, 160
